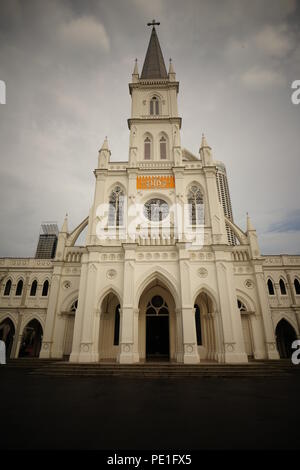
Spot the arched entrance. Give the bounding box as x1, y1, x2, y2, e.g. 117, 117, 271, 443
99, 292, 121, 361
238, 299, 254, 358
0, 318, 15, 359
275, 319, 297, 358
138, 279, 176, 362
146, 295, 170, 360
194, 291, 217, 361
63, 300, 77, 358
19, 320, 43, 358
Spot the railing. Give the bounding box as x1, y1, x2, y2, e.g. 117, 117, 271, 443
232, 248, 250, 261
137, 161, 173, 170
64, 247, 86, 263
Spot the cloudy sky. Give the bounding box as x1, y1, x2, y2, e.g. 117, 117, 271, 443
0, 0, 299, 257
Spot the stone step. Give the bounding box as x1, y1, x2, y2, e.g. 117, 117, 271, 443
3, 358, 299, 378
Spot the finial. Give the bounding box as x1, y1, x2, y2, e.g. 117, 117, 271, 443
61, 213, 69, 233
246, 213, 255, 231
133, 58, 139, 76
100, 136, 109, 151
201, 133, 208, 148
168, 58, 175, 77
147, 19, 160, 27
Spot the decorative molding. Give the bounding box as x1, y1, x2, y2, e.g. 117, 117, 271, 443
106, 269, 117, 280
198, 267, 208, 278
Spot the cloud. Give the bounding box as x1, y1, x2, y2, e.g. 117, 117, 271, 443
241, 66, 285, 89
268, 210, 300, 233
59, 16, 110, 52
254, 24, 294, 58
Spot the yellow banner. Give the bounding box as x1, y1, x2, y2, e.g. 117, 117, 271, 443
137, 175, 175, 190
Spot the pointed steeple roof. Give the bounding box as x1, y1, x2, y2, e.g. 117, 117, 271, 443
141, 26, 168, 79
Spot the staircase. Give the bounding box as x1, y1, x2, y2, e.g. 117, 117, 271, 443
2, 358, 300, 378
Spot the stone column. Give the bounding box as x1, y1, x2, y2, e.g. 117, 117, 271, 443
215, 251, 248, 363
12, 312, 23, 358
274, 282, 281, 305
287, 273, 297, 306
254, 265, 280, 359
40, 266, 62, 359
69, 255, 88, 363
118, 244, 139, 363
175, 308, 184, 363
77, 253, 99, 363
177, 243, 199, 364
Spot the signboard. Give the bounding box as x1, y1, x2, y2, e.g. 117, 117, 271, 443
137, 175, 175, 190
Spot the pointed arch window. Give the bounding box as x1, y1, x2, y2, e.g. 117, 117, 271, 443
279, 279, 287, 295
194, 304, 202, 345
294, 278, 300, 295
42, 280, 49, 297
4, 280, 12, 296
237, 299, 247, 312
113, 304, 120, 346
30, 280, 37, 297
160, 136, 167, 160
267, 279, 275, 295
144, 137, 151, 160
108, 186, 125, 227
70, 299, 78, 312
150, 96, 159, 116
16, 280, 23, 296
187, 186, 204, 225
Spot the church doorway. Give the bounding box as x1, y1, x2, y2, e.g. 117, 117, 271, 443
138, 279, 176, 362
146, 295, 170, 360
0, 318, 15, 359
275, 319, 297, 359
19, 319, 43, 358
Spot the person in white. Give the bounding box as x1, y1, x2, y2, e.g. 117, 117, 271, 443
0, 340, 6, 365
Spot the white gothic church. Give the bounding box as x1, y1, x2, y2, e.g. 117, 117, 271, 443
1, 24, 300, 364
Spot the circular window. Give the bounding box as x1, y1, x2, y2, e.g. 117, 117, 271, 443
143, 199, 169, 222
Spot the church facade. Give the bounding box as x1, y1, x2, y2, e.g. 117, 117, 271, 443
1, 25, 300, 364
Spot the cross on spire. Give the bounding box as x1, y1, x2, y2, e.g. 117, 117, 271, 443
147, 19, 160, 27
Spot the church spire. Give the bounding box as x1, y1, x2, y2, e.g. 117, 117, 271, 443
61, 213, 68, 234
168, 58, 176, 81
141, 21, 168, 79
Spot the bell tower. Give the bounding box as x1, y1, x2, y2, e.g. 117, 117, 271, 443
128, 21, 182, 166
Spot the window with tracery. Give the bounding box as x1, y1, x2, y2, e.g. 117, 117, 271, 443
237, 300, 247, 312
294, 278, 300, 295
160, 136, 167, 159
144, 199, 169, 222
4, 280, 12, 296
16, 279, 23, 296
30, 280, 37, 297
144, 137, 151, 160
114, 304, 120, 345
146, 296, 169, 315
150, 96, 159, 115
70, 299, 78, 312
279, 279, 287, 295
42, 280, 49, 297
267, 279, 275, 295
187, 186, 204, 225
108, 186, 125, 226
194, 304, 202, 345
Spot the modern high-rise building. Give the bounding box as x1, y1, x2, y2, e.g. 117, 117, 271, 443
215, 162, 236, 245
35, 223, 58, 259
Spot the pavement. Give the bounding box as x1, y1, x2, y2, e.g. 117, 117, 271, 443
1, 366, 300, 450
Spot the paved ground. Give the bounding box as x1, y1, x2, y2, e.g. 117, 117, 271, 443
1, 367, 300, 450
